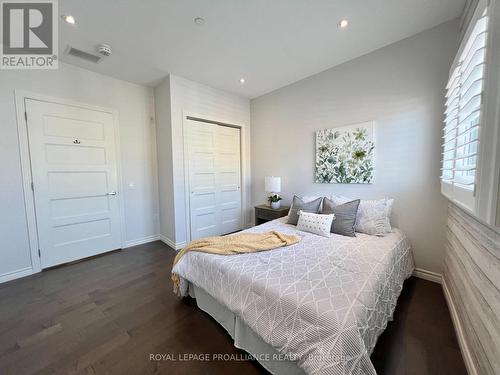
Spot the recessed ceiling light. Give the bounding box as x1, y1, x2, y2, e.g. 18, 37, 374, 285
62, 15, 76, 25
239, 78, 246, 84
194, 17, 205, 26
338, 19, 349, 29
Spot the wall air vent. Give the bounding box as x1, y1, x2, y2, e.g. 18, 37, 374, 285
65, 46, 102, 63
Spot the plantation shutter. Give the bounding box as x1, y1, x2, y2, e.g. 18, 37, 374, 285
441, 10, 489, 212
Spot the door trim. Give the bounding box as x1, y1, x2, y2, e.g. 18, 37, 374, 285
182, 112, 244, 243
14, 90, 126, 274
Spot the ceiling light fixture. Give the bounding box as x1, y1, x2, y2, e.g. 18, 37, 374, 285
338, 19, 349, 29
239, 78, 246, 84
194, 17, 206, 26
62, 15, 76, 25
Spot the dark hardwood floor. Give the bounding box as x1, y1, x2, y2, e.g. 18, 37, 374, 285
0, 241, 467, 375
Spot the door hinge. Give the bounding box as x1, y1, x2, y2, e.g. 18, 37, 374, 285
24, 111, 27, 121
38, 249, 41, 257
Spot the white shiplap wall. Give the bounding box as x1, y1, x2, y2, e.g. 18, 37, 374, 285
155, 74, 251, 248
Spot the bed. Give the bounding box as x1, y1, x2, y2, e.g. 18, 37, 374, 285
172, 217, 414, 374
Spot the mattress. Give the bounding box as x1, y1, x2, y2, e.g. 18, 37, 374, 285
173, 217, 414, 374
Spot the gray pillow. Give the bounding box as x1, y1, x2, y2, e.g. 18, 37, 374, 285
287, 196, 323, 225
322, 198, 360, 237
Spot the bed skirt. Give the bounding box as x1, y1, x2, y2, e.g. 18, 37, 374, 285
189, 282, 305, 375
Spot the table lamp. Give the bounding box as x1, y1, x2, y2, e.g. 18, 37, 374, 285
265, 176, 281, 209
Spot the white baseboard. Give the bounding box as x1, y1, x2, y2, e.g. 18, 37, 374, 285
124, 235, 160, 248
1, 234, 163, 285
442, 278, 478, 375
0, 266, 33, 284
412, 267, 442, 284
160, 235, 186, 250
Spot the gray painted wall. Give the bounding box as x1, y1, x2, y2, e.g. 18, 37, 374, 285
0, 62, 159, 280
154, 75, 176, 242
250, 20, 459, 273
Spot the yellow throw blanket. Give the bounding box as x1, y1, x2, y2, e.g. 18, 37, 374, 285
171, 231, 300, 295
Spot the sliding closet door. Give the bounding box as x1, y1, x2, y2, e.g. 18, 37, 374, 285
186, 119, 242, 240
216, 125, 242, 235
186, 120, 218, 239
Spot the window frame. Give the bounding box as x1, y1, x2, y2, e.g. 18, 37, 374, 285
442, 0, 500, 227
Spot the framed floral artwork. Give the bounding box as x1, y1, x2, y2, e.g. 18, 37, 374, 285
315, 122, 375, 184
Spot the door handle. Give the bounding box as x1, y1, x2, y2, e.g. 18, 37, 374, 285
106, 191, 117, 196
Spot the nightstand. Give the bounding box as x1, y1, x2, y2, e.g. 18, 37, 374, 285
254, 204, 290, 225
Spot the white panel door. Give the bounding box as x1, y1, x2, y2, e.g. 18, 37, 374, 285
186, 119, 242, 240
25, 99, 122, 268
186, 121, 218, 239
216, 125, 242, 235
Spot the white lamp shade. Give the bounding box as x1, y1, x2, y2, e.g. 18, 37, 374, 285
265, 176, 281, 193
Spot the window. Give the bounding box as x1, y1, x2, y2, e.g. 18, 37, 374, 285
441, 11, 489, 212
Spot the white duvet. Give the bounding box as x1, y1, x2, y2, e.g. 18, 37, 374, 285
173, 218, 414, 374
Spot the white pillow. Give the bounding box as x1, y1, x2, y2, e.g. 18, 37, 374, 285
296, 211, 335, 238
331, 195, 394, 236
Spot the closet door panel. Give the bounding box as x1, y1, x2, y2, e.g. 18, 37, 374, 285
186, 120, 242, 240
187, 121, 218, 240
216, 126, 242, 235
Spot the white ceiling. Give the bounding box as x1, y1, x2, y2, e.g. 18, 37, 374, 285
59, 0, 465, 98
